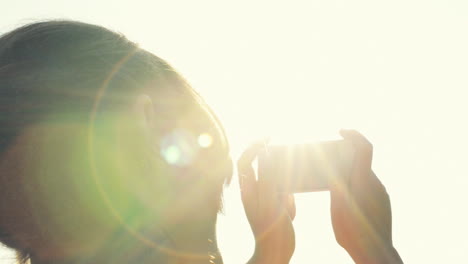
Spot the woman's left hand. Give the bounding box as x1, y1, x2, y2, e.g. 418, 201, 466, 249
238, 143, 296, 264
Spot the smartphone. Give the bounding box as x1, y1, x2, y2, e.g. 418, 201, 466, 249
257, 140, 355, 193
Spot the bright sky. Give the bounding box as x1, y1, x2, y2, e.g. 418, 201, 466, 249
1, 0, 468, 263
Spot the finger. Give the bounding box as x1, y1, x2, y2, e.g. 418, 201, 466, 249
339, 129, 371, 145
276, 193, 296, 221
339, 129, 373, 187
287, 194, 296, 221
237, 142, 265, 177
257, 168, 278, 209
240, 140, 282, 218
238, 142, 265, 196
339, 129, 373, 166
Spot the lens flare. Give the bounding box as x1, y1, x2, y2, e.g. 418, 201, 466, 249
86, 49, 217, 260
198, 133, 213, 148
162, 145, 182, 165
160, 130, 199, 167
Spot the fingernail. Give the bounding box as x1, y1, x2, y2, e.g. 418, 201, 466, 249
340, 128, 351, 137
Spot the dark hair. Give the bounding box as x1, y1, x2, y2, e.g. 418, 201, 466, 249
0, 20, 229, 263
0, 20, 222, 150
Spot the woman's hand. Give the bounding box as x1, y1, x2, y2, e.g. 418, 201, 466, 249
238, 143, 296, 264
330, 130, 403, 264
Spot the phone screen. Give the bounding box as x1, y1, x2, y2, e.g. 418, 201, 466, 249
257, 140, 354, 193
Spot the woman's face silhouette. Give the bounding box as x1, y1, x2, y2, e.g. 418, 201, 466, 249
0, 94, 232, 260
0, 20, 232, 263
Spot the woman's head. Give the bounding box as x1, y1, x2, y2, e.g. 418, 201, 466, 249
0, 20, 232, 263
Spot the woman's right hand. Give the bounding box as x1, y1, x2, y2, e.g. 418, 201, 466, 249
238, 143, 296, 264
330, 130, 403, 264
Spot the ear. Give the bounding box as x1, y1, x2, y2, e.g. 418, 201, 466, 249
133, 94, 156, 132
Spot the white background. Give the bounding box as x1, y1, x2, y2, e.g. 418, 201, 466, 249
1, 0, 468, 263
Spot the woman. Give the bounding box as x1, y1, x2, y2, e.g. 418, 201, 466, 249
0, 21, 402, 264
